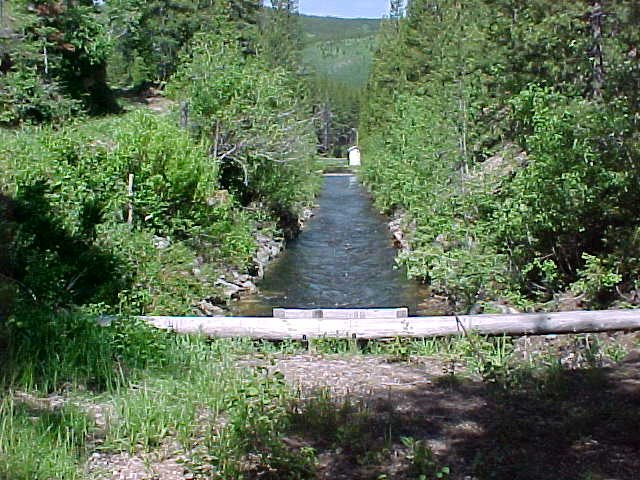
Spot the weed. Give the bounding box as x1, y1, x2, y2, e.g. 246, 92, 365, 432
401, 436, 450, 479
0, 396, 92, 479
185, 364, 316, 478
604, 342, 628, 363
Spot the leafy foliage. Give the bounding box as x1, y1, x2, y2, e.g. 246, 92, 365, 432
1, 0, 319, 321
362, 0, 640, 309
0, 111, 257, 316
169, 30, 319, 213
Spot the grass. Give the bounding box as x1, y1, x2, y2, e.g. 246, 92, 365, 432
0, 313, 317, 479
1, 311, 636, 479
0, 396, 91, 480
314, 157, 353, 174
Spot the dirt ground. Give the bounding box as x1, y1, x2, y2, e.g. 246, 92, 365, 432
52, 332, 640, 479
261, 333, 640, 480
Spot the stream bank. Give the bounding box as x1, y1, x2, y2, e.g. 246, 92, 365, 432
230, 174, 432, 317
196, 206, 315, 316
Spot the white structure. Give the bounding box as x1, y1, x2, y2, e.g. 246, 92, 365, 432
347, 146, 361, 166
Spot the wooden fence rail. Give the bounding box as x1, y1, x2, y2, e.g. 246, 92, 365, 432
99, 309, 640, 340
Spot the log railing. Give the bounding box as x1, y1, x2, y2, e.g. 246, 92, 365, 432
99, 309, 640, 340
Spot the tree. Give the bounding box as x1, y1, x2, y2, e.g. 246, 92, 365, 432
259, 0, 301, 68
360, 0, 640, 307
1, 0, 118, 122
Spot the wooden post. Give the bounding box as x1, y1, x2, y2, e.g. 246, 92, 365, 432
43, 43, 48, 76
213, 119, 220, 159
126, 173, 134, 226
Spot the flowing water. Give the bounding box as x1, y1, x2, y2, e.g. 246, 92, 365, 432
232, 174, 434, 316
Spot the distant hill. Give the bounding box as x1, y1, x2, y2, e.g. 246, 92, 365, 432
299, 15, 381, 88
299, 15, 381, 45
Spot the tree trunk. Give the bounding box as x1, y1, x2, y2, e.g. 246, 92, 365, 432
589, 2, 605, 98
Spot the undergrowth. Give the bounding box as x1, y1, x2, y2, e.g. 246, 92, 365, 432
0, 314, 316, 479
0, 308, 633, 479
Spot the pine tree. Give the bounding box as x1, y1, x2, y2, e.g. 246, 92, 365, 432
259, 0, 301, 67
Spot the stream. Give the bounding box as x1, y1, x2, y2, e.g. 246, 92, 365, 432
231, 174, 435, 316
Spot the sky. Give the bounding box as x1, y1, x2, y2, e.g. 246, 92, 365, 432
298, 0, 390, 19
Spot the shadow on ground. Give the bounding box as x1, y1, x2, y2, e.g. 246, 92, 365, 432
283, 353, 640, 480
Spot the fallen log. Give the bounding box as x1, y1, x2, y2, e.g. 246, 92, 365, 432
100, 309, 640, 340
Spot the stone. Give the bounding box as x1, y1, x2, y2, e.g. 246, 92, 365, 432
255, 233, 271, 244
252, 263, 265, 280
255, 248, 270, 265
152, 236, 171, 249
484, 301, 521, 314
196, 301, 226, 316
215, 279, 242, 298
232, 272, 250, 283
206, 189, 230, 206
240, 280, 257, 293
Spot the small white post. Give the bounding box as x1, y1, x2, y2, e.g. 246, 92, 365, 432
43, 43, 49, 75
127, 173, 134, 225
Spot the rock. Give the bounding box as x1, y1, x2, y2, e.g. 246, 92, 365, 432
388, 212, 414, 253
240, 280, 257, 293
468, 303, 484, 315
253, 263, 265, 280
554, 292, 585, 311
255, 248, 270, 265
196, 301, 226, 316
232, 272, 250, 283
255, 232, 271, 244
206, 189, 230, 207
268, 244, 281, 258
215, 279, 242, 298
152, 236, 171, 249
484, 301, 521, 314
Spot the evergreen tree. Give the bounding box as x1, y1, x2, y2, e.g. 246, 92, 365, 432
259, 0, 301, 68
361, 0, 640, 307
1, 0, 117, 122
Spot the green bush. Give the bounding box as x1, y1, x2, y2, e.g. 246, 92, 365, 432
360, 1, 640, 308
494, 87, 637, 295
0, 110, 259, 316
169, 32, 320, 215
0, 70, 80, 126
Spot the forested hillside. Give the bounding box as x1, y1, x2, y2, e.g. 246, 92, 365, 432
299, 15, 380, 43
299, 15, 380, 156
362, 1, 640, 312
